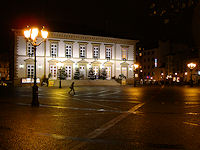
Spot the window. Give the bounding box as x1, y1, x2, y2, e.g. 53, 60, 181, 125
155, 58, 158, 67
27, 64, 34, 78
93, 46, 99, 58
106, 66, 112, 80
65, 44, 72, 58
121, 47, 128, 60
105, 47, 112, 59
121, 67, 127, 78
93, 66, 99, 77
79, 65, 86, 78
27, 43, 34, 57
80, 45, 86, 58
65, 66, 72, 80
50, 65, 57, 79
51, 43, 58, 57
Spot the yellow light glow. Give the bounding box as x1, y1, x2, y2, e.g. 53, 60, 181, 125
41, 29, 48, 39
24, 29, 31, 38
31, 28, 39, 41
133, 64, 139, 69
187, 63, 196, 70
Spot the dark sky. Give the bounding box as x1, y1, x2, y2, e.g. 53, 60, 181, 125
0, 0, 195, 53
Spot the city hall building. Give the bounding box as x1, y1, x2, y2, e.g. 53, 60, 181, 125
12, 30, 137, 86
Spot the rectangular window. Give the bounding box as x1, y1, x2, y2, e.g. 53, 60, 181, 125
93, 46, 99, 58
105, 47, 112, 59
93, 66, 99, 76
65, 66, 72, 80
121, 67, 127, 77
51, 43, 58, 57
79, 65, 86, 78
50, 65, 57, 79
65, 44, 72, 58
121, 47, 128, 60
27, 64, 34, 78
27, 43, 34, 57
80, 45, 86, 58
155, 58, 158, 67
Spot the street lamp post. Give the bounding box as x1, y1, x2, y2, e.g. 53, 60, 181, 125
133, 64, 139, 87
187, 63, 196, 87
24, 26, 48, 107
56, 62, 64, 88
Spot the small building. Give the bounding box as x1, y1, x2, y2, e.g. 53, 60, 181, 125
11, 30, 137, 86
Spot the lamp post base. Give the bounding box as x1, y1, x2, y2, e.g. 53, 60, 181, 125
190, 80, 193, 87
32, 85, 39, 107
59, 79, 61, 88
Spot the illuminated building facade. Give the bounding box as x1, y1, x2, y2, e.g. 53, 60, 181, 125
11, 30, 137, 86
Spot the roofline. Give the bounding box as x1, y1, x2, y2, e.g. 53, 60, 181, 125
12, 29, 138, 45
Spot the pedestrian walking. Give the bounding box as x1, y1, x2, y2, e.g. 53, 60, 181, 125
68, 82, 75, 95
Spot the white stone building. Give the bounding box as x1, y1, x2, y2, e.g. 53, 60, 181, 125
12, 30, 137, 86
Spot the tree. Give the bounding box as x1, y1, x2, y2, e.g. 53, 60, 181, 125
74, 68, 80, 80
88, 68, 95, 80
58, 68, 67, 80
100, 68, 107, 80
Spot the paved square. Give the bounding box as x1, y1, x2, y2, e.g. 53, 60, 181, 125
0, 86, 200, 149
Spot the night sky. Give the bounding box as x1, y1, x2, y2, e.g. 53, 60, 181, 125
0, 0, 197, 53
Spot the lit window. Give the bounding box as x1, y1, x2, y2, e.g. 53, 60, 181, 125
65, 66, 72, 80
93, 46, 99, 58
50, 65, 57, 79
106, 47, 112, 59
65, 44, 72, 58
93, 66, 99, 77
27, 64, 34, 78
27, 43, 34, 57
155, 58, 158, 67
80, 45, 86, 58
51, 43, 58, 57
121, 47, 128, 60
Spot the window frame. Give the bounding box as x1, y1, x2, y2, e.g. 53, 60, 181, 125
65, 44, 73, 58
27, 42, 34, 57
105, 46, 112, 60
93, 45, 100, 59
79, 44, 87, 58
50, 42, 58, 58
121, 47, 128, 60
49, 65, 57, 79
27, 64, 34, 78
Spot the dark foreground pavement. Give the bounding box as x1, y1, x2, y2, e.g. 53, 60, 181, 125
0, 86, 200, 150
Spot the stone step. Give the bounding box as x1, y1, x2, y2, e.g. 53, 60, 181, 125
52, 79, 120, 87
